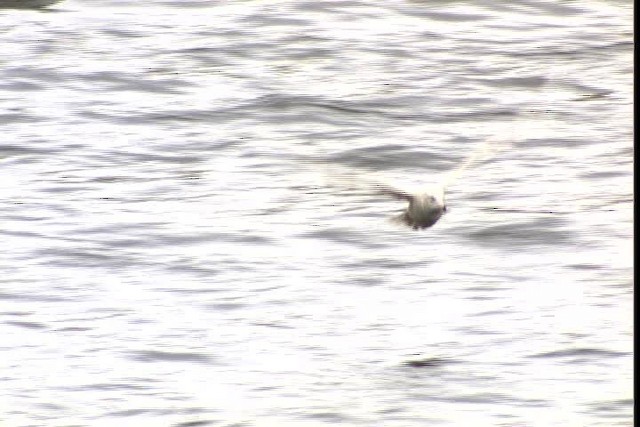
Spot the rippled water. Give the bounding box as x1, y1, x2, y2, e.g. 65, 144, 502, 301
0, 0, 633, 426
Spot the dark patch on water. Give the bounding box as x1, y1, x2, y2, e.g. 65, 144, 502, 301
105, 408, 151, 417
325, 144, 452, 171
239, 14, 311, 28
528, 348, 628, 359
304, 411, 351, 423
579, 169, 629, 180
68, 382, 150, 391
0, 291, 70, 302
5, 320, 47, 330
292, 0, 361, 13
587, 398, 634, 418
77, 70, 193, 95
0, 311, 32, 316
127, 350, 214, 364
406, 10, 489, 22
251, 322, 294, 329
0, 0, 63, 9
55, 326, 93, 332
339, 257, 425, 270
155, 286, 225, 294
565, 263, 603, 270
0, 113, 44, 124
469, 309, 514, 317
102, 232, 273, 249
207, 303, 246, 311
462, 216, 573, 247
301, 227, 387, 249
477, 76, 548, 88
403, 357, 456, 369
173, 420, 216, 427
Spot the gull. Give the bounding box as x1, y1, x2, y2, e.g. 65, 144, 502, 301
374, 182, 447, 230
321, 172, 449, 230
371, 136, 504, 230
322, 136, 503, 230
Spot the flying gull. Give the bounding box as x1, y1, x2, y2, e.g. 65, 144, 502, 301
375, 183, 447, 230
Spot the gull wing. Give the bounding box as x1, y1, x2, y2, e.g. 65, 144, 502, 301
372, 182, 413, 201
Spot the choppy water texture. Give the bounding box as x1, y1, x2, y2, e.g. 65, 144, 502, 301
0, 0, 633, 426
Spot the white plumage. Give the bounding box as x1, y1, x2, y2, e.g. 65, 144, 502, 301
374, 183, 447, 230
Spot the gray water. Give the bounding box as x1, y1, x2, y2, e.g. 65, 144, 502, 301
0, 1, 633, 426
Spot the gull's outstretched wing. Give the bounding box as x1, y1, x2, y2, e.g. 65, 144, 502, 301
371, 182, 413, 201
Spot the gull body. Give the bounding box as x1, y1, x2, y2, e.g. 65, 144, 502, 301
401, 193, 447, 229
375, 183, 447, 230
